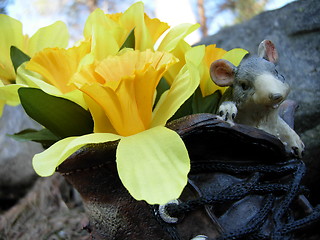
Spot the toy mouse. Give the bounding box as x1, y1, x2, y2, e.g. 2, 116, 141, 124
210, 40, 304, 158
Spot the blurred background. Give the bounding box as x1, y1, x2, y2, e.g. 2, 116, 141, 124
1, 0, 293, 44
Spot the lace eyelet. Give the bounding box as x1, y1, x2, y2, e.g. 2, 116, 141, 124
158, 199, 180, 224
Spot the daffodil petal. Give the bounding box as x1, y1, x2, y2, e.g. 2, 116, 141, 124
144, 13, 169, 45
16, 64, 87, 109
152, 46, 203, 127
186, 45, 206, 66
0, 83, 22, 105
84, 8, 121, 59
83, 93, 117, 134
0, 100, 5, 116
117, 126, 190, 204
157, 23, 199, 52
0, 14, 24, 82
26, 41, 90, 94
200, 44, 227, 97
27, 21, 69, 56
33, 133, 122, 177
163, 40, 191, 85
222, 48, 249, 66
119, 2, 153, 50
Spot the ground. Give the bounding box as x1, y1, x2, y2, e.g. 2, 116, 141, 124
0, 174, 90, 240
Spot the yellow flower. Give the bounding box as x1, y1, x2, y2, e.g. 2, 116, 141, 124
32, 47, 204, 204
73, 50, 178, 136
15, 40, 91, 109
0, 14, 69, 115
25, 41, 91, 94
15, 2, 206, 204
164, 42, 248, 97
84, 2, 170, 60
0, 14, 69, 84
15, 2, 199, 111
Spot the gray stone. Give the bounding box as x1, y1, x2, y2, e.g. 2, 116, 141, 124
197, 0, 320, 197
0, 105, 43, 206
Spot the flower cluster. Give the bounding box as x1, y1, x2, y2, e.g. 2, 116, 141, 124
0, 2, 247, 204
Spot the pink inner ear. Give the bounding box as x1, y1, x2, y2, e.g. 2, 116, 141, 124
265, 40, 278, 63
216, 66, 233, 80
210, 60, 234, 87
260, 40, 279, 63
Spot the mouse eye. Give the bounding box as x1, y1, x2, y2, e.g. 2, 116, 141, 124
241, 82, 249, 90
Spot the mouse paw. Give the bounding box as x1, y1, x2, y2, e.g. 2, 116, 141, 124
286, 134, 305, 159
218, 101, 237, 123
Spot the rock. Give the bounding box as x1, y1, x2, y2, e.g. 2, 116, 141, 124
197, 0, 320, 199
0, 105, 43, 209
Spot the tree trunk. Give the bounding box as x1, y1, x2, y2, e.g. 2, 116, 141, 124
197, 0, 208, 37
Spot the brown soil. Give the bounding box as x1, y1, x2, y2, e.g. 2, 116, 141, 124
0, 174, 90, 240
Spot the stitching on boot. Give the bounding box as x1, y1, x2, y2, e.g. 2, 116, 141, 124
58, 162, 109, 176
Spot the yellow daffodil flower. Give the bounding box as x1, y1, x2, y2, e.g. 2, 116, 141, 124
0, 14, 69, 84
72, 49, 179, 136
84, 1, 200, 61
13, 1, 245, 205
84, 2, 170, 60
32, 47, 204, 204
15, 2, 199, 111
162, 42, 248, 97
0, 14, 69, 115
15, 40, 91, 109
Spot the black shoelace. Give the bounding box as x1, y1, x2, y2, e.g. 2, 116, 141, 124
155, 159, 320, 240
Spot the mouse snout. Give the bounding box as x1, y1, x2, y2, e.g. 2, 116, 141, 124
269, 93, 283, 102
252, 73, 289, 108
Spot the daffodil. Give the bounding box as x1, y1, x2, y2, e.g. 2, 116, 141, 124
15, 40, 92, 109
0, 14, 69, 115
13, 2, 242, 205
32, 47, 204, 204
15, 2, 199, 110
162, 42, 248, 97
84, 1, 200, 61
0, 14, 69, 84
84, 1, 170, 60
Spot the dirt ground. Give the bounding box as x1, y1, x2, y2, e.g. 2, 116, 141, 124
0, 174, 90, 240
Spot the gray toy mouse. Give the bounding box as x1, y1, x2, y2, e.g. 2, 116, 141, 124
210, 40, 304, 158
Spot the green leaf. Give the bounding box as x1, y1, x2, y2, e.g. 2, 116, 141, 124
18, 87, 94, 139
8, 128, 60, 148
10, 46, 31, 73
119, 28, 135, 50
169, 95, 193, 121
192, 88, 222, 114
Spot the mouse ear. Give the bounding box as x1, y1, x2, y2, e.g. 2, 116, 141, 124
210, 59, 235, 87
258, 40, 278, 64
